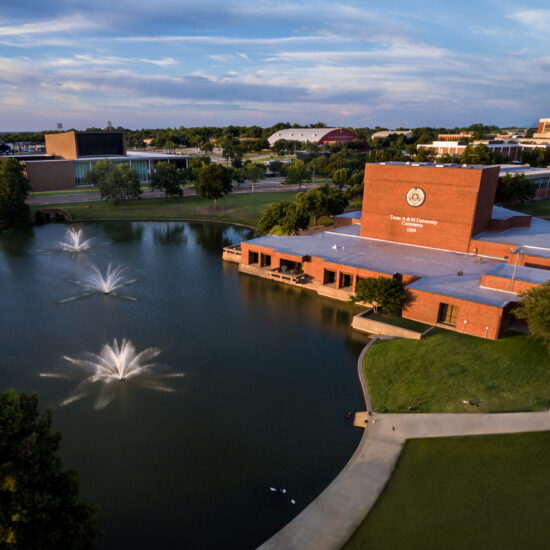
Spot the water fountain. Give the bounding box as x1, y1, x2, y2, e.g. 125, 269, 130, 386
40, 338, 184, 409
57, 227, 93, 253
59, 263, 137, 302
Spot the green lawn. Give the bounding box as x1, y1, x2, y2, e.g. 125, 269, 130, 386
365, 329, 550, 413
512, 198, 550, 218
33, 191, 298, 227
343, 431, 550, 550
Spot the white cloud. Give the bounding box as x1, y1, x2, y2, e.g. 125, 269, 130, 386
506, 9, 550, 32
0, 14, 99, 36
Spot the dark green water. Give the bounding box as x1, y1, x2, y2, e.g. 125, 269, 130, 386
0, 221, 368, 549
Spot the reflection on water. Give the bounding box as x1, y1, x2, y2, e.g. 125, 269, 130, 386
187, 221, 255, 253
0, 225, 34, 256
101, 221, 144, 242
152, 223, 187, 246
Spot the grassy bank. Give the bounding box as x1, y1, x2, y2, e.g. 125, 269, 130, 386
513, 198, 550, 218
33, 191, 298, 228
365, 329, 550, 413
343, 431, 550, 550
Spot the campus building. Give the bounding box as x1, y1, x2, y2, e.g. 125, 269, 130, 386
267, 128, 358, 147
224, 162, 550, 340
18, 130, 190, 192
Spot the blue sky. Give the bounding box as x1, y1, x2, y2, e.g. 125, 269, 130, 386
1, 0, 549, 130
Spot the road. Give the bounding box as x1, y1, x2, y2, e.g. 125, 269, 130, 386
27, 179, 322, 206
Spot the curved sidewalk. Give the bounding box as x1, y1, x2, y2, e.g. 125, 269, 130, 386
258, 341, 550, 550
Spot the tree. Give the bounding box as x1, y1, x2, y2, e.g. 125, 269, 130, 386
257, 201, 289, 235
460, 144, 493, 165
268, 160, 283, 176
279, 202, 309, 235
0, 389, 102, 548
117, 163, 141, 199
0, 158, 31, 228
296, 185, 348, 225
85, 160, 141, 201
195, 164, 232, 208
150, 162, 183, 198
286, 159, 311, 189
351, 276, 406, 314
187, 156, 211, 182
332, 167, 349, 190
500, 173, 535, 204
256, 200, 308, 235
201, 141, 214, 153
514, 282, 550, 353
244, 162, 265, 184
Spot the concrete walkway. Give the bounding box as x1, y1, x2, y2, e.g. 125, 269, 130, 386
258, 340, 550, 550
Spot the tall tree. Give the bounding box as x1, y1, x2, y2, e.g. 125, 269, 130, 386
296, 185, 348, 225
332, 167, 349, 190
244, 162, 265, 184
0, 158, 30, 228
195, 164, 232, 208
500, 173, 535, 204
85, 160, 141, 201
286, 159, 311, 189
0, 389, 102, 548
515, 282, 550, 353
151, 162, 183, 198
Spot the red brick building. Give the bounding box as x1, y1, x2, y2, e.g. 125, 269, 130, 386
227, 162, 550, 339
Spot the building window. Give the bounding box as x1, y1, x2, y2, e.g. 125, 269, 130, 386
340, 273, 353, 288
248, 251, 259, 264
324, 269, 336, 285
438, 303, 458, 326
260, 253, 271, 267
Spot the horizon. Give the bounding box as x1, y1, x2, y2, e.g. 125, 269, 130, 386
1, 1, 549, 131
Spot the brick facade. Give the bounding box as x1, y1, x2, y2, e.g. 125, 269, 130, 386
403, 288, 509, 340
24, 160, 76, 191
360, 164, 499, 252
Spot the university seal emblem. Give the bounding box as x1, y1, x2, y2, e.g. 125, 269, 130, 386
406, 187, 425, 207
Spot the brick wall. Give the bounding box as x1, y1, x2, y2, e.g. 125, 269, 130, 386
468, 239, 515, 258
45, 132, 78, 159
403, 288, 507, 339
360, 164, 499, 252
24, 160, 76, 191
480, 273, 539, 294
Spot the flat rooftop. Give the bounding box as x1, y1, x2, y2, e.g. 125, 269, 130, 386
335, 210, 362, 219
474, 209, 550, 249
485, 264, 550, 285
246, 225, 522, 307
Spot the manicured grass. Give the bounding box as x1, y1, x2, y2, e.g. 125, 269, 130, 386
512, 198, 550, 218
29, 185, 157, 197
366, 311, 431, 332
343, 431, 550, 550
365, 329, 550, 413
33, 191, 298, 227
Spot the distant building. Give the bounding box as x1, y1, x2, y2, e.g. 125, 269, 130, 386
267, 128, 358, 147
17, 130, 190, 192
437, 132, 473, 141
371, 130, 412, 139
533, 118, 550, 143
417, 139, 550, 162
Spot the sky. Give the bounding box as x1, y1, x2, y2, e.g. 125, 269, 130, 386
1, 0, 549, 130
